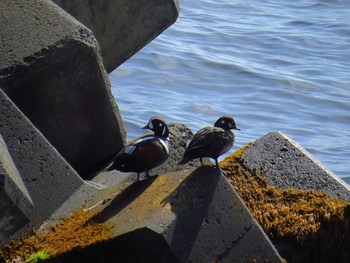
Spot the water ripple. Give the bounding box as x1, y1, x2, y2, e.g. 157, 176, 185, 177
111, 0, 350, 180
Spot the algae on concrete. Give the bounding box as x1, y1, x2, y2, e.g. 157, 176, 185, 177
221, 143, 350, 263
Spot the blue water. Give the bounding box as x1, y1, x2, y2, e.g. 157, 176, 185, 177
110, 0, 350, 183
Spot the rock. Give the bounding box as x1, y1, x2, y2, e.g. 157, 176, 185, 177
55, 167, 283, 262
242, 131, 350, 202
52, 0, 180, 73
0, 0, 126, 178
0, 89, 99, 244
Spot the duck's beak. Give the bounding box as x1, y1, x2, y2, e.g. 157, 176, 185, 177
142, 124, 149, 129
235, 126, 241, 131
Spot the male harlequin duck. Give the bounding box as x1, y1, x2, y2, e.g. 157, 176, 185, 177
178, 116, 240, 169
107, 117, 171, 181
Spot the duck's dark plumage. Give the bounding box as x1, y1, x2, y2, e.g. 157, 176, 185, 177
178, 116, 240, 168
108, 117, 170, 180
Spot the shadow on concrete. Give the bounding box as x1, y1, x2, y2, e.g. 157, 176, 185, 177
161, 166, 221, 262
96, 176, 158, 222
48, 228, 180, 263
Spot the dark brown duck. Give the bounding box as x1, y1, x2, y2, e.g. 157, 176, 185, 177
178, 116, 240, 168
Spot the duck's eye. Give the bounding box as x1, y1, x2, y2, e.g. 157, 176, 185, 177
221, 120, 225, 124
159, 123, 163, 127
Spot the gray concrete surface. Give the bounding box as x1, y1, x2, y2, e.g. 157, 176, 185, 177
0, 0, 126, 177
0, 89, 98, 239
82, 167, 283, 262
53, 0, 180, 72
0, 134, 33, 244
242, 131, 350, 202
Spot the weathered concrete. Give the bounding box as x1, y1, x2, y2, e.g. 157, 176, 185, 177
53, 0, 180, 72
75, 167, 283, 262
0, 134, 33, 244
0, 0, 126, 177
49, 228, 180, 263
242, 131, 350, 202
0, 89, 98, 241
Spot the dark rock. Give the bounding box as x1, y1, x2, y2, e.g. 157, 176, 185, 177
0, 0, 126, 178
53, 0, 180, 72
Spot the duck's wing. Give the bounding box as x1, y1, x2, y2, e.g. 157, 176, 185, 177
185, 127, 222, 151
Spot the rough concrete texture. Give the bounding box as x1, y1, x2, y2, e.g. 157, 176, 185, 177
0, 0, 126, 177
74, 167, 283, 262
0, 89, 98, 237
53, 0, 180, 72
0, 134, 33, 244
91, 122, 210, 186
242, 131, 350, 202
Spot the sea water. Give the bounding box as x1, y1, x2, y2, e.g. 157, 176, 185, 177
110, 0, 350, 184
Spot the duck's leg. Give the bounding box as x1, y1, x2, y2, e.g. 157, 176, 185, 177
137, 172, 140, 181
200, 157, 204, 166
145, 170, 150, 179
215, 158, 220, 169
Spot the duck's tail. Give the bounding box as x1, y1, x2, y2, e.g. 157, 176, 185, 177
177, 157, 190, 166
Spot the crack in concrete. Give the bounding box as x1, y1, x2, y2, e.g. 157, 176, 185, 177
217, 223, 253, 261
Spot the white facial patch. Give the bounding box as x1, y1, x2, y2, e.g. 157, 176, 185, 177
148, 121, 154, 129
162, 126, 167, 136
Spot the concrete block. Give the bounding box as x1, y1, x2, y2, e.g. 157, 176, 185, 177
0, 0, 126, 177
242, 131, 350, 202
49, 228, 180, 262
0, 89, 97, 231
76, 167, 283, 262
53, 0, 180, 72
0, 134, 33, 244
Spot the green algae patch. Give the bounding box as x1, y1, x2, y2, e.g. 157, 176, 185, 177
0, 208, 113, 263
25, 250, 51, 263
220, 143, 350, 257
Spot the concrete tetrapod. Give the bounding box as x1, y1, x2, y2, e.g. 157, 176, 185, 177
50, 167, 283, 262
0, 89, 99, 244
0, 0, 126, 177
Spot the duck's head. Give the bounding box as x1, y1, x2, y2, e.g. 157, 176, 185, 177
143, 117, 169, 138
214, 116, 240, 131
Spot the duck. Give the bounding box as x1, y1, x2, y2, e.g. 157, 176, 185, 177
107, 117, 171, 181
178, 116, 240, 169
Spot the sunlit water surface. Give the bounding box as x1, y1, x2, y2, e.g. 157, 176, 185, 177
110, 0, 350, 184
